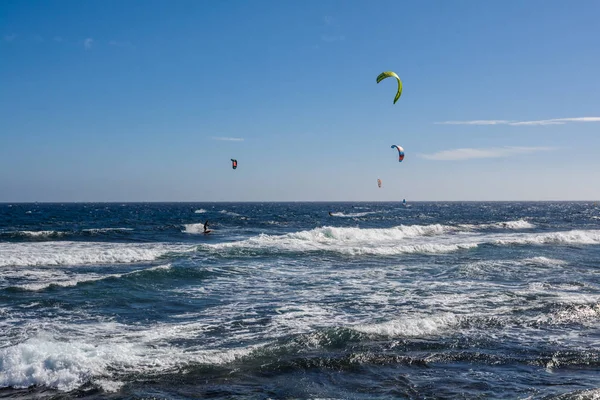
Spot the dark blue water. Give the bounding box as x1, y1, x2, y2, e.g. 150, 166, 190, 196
1, 202, 600, 399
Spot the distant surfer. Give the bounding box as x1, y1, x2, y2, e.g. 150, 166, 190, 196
203, 220, 210, 234
328, 212, 333, 216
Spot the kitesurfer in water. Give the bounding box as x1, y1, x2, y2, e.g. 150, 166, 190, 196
203, 220, 210, 233
328, 212, 333, 216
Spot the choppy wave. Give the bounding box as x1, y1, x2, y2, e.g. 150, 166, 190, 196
459, 219, 536, 230
536, 303, 600, 326
0, 227, 133, 240
220, 210, 241, 216
0, 242, 193, 267
0, 325, 261, 392
194, 209, 207, 214
81, 228, 133, 234
494, 230, 600, 246
1, 230, 68, 239
353, 313, 460, 337
200, 224, 600, 257
523, 256, 568, 266
3, 264, 173, 291
183, 223, 206, 234
202, 224, 477, 256
329, 211, 377, 218
3, 202, 600, 397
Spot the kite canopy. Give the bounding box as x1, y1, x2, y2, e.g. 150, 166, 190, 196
391, 145, 405, 162
377, 71, 403, 104
377, 179, 382, 188
231, 159, 238, 169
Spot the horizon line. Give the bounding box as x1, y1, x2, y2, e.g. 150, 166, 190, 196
1, 200, 598, 204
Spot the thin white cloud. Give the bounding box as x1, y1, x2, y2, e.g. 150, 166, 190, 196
4, 34, 17, 42
420, 146, 556, 161
436, 117, 600, 126
211, 137, 244, 142
83, 38, 93, 50
509, 117, 600, 126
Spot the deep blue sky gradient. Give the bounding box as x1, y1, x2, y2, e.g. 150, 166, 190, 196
2, 0, 599, 201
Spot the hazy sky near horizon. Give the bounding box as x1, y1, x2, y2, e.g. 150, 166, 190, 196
2, 0, 599, 202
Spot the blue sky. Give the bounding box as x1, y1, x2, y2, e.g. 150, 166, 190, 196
1, 0, 599, 202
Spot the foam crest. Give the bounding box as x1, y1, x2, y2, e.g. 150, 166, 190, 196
0, 242, 192, 267
5, 230, 66, 238
494, 230, 600, 246
275, 224, 451, 242
491, 219, 536, 229
205, 225, 476, 255
537, 304, 600, 326
523, 256, 568, 266
0, 324, 261, 392
183, 223, 205, 234
4, 264, 172, 291
194, 209, 207, 214
329, 211, 376, 218
81, 228, 133, 234
1, 228, 132, 240
220, 210, 241, 216
458, 219, 535, 230
353, 313, 460, 337
335, 242, 478, 256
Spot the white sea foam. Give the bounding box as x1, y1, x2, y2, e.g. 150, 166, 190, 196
3, 264, 172, 291
457, 257, 568, 279
0, 336, 108, 391
219, 210, 241, 216
494, 230, 600, 246
458, 219, 535, 230
13, 230, 66, 238
3, 228, 132, 239
81, 228, 133, 234
333, 243, 478, 256
535, 304, 600, 326
329, 211, 376, 218
201, 224, 600, 257
194, 209, 207, 214
353, 313, 460, 337
0, 242, 192, 267
490, 219, 536, 229
183, 223, 206, 234
523, 256, 568, 266
0, 322, 263, 392
550, 388, 600, 400
204, 225, 478, 255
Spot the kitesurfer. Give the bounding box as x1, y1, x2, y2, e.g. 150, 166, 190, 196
203, 220, 210, 233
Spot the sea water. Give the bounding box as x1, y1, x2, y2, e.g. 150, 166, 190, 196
1, 202, 599, 399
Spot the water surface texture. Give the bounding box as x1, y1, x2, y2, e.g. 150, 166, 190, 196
1, 202, 599, 399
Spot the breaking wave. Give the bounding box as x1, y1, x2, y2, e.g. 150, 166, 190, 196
494, 230, 600, 246
329, 211, 377, 218
202, 225, 478, 255
0, 242, 193, 267
200, 225, 600, 257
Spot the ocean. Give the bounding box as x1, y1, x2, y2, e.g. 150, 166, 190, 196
1, 202, 599, 399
